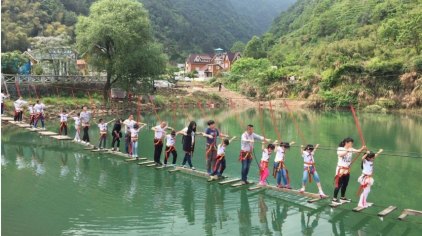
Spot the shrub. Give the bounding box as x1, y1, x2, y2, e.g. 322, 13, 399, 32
375, 98, 397, 108
363, 104, 387, 113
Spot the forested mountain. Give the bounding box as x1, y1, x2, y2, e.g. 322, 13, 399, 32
231, 0, 422, 108
1, 0, 94, 52
1, 0, 295, 61
228, 0, 296, 35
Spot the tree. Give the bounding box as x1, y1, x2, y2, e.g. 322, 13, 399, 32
243, 36, 266, 59
398, 13, 422, 54
1, 51, 28, 74
75, 0, 167, 102
230, 41, 246, 53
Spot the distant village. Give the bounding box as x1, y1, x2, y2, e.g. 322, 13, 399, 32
18, 47, 241, 80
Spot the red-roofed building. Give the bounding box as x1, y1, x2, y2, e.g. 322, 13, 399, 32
185, 54, 214, 73
222, 52, 241, 71
185, 49, 241, 77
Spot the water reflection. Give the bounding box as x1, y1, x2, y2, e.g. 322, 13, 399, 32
258, 194, 271, 235
124, 167, 138, 201
271, 199, 288, 236
182, 179, 195, 224
301, 209, 320, 235
16, 146, 26, 170
238, 189, 251, 236
60, 153, 70, 177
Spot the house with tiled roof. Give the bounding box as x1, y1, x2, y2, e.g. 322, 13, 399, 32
222, 52, 241, 71
185, 54, 214, 74
185, 49, 241, 78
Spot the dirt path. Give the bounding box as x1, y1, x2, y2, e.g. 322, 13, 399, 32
179, 82, 310, 110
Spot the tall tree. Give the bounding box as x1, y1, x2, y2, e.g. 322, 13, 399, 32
243, 36, 266, 59
75, 0, 166, 102
230, 41, 246, 53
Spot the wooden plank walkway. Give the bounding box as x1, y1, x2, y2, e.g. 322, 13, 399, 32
1, 116, 14, 121
398, 209, 422, 220
353, 203, 373, 212
260, 185, 322, 200
174, 166, 212, 179
138, 160, 155, 165
378, 206, 397, 217
232, 181, 254, 187
125, 157, 148, 162
38, 131, 59, 136
219, 178, 241, 185
26, 128, 40, 132
51, 135, 73, 140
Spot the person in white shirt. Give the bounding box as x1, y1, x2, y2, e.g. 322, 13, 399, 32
239, 124, 270, 184
1, 90, 9, 115
58, 109, 74, 135
333, 137, 366, 203
209, 136, 236, 180
80, 106, 92, 144
299, 144, 327, 198
13, 97, 28, 122
151, 121, 174, 165
72, 113, 81, 142
95, 118, 115, 149
123, 115, 136, 154
33, 100, 46, 128
273, 141, 294, 189
163, 130, 179, 166
357, 149, 383, 208
259, 142, 276, 186
130, 123, 146, 159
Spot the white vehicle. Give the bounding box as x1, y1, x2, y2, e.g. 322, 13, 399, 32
154, 80, 175, 88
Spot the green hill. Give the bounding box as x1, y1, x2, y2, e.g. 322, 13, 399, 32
1, 0, 295, 61
229, 0, 422, 108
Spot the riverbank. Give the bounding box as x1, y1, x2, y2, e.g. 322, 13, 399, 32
3, 81, 420, 116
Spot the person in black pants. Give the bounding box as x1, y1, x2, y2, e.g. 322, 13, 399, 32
333, 137, 366, 203
80, 106, 92, 144
180, 121, 197, 169
111, 119, 122, 151
151, 121, 173, 166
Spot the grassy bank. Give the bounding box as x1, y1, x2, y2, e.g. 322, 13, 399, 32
2, 88, 226, 117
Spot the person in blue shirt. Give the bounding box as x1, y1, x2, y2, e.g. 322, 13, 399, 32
201, 120, 228, 174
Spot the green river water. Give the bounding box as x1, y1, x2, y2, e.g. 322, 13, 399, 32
2, 108, 422, 235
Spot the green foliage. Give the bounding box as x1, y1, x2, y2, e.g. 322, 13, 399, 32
75, 0, 166, 98
410, 56, 422, 72
320, 89, 357, 108
1, 51, 28, 74
230, 41, 246, 53
363, 105, 387, 113
375, 98, 397, 109
2, 0, 295, 61
140, 0, 294, 61
225, 57, 285, 97
243, 36, 267, 59
225, 0, 422, 107
1, 0, 92, 51
33, 64, 44, 75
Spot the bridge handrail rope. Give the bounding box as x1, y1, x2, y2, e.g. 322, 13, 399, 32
283, 100, 307, 144
269, 100, 282, 142
350, 105, 367, 166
